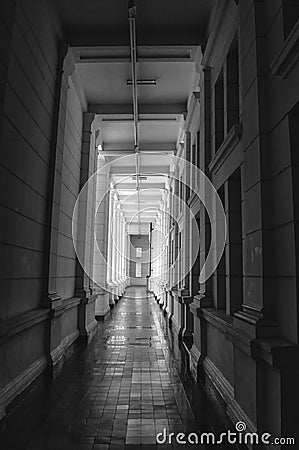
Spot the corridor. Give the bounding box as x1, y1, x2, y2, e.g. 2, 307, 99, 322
1, 0, 299, 447
0, 287, 229, 449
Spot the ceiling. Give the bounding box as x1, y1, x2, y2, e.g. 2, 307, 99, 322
54, 0, 215, 232
53, 0, 214, 46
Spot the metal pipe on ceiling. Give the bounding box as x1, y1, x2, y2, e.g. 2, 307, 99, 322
128, 6, 139, 152
128, 0, 141, 234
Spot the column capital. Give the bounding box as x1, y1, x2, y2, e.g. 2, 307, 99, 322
61, 45, 76, 83
83, 111, 97, 132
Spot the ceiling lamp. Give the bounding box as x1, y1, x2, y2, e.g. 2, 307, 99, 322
126, 79, 157, 86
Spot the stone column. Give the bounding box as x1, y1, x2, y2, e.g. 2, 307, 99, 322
233, 0, 275, 339
189, 66, 213, 378
114, 207, 119, 297
171, 171, 183, 336
179, 132, 193, 348
45, 46, 77, 366
116, 207, 121, 297
75, 112, 98, 343
166, 183, 174, 319
126, 230, 130, 285
94, 157, 110, 320
111, 193, 118, 301
107, 190, 115, 306
120, 210, 125, 294
224, 176, 242, 315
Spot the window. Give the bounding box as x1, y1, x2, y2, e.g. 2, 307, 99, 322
225, 35, 240, 134
225, 168, 243, 315
213, 185, 226, 309
215, 69, 224, 152
282, 0, 299, 39
135, 247, 142, 258
135, 262, 142, 277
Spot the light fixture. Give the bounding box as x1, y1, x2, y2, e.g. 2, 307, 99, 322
132, 175, 147, 180
126, 79, 157, 86
97, 144, 102, 151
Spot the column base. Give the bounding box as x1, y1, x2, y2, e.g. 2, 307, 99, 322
79, 318, 98, 345
190, 344, 202, 380
95, 290, 110, 320
171, 289, 183, 337
77, 290, 98, 345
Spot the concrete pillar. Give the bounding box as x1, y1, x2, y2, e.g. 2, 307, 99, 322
189, 66, 213, 378
107, 190, 115, 307
111, 193, 118, 301
172, 171, 183, 335
178, 132, 194, 351
94, 158, 110, 320
224, 174, 243, 315
45, 46, 77, 366
233, 0, 276, 339
75, 112, 98, 343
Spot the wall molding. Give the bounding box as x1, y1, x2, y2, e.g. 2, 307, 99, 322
208, 123, 242, 174
64, 296, 81, 311
203, 356, 234, 403
202, 0, 238, 77
50, 329, 80, 367
0, 308, 50, 343
203, 356, 256, 434
189, 343, 202, 379
0, 355, 47, 420
271, 19, 299, 78
184, 92, 200, 135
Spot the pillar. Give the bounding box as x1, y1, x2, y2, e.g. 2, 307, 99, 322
189, 66, 213, 379
94, 156, 110, 320
75, 112, 98, 343
45, 46, 77, 366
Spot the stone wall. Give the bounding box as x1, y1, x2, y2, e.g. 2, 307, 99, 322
0, 0, 97, 418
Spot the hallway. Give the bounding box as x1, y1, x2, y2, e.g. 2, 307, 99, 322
0, 287, 228, 449
1, 0, 299, 447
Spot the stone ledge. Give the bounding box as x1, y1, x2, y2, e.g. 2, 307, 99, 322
202, 308, 233, 332
203, 356, 234, 402
0, 355, 48, 420
251, 338, 299, 369
50, 329, 80, 366
208, 123, 242, 175
202, 356, 257, 435
199, 308, 299, 369
64, 296, 81, 310
0, 308, 50, 343
271, 18, 299, 78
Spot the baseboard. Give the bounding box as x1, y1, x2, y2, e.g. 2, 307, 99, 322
84, 319, 98, 342
188, 344, 200, 380
171, 316, 182, 337
95, 307, 110, 321
202, 356, 256, 434
50, 329, 80, 366
0, 355, 48, 420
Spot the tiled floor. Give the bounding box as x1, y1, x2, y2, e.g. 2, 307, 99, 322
0, 287, 227, 449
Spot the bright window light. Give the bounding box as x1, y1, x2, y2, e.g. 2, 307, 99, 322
136, 247, 142, 258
